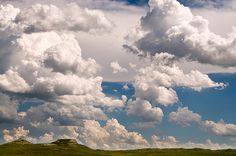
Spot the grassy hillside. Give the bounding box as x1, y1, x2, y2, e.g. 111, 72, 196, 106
0, 139, 236, 156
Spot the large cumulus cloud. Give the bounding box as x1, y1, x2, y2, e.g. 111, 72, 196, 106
125, 0, 236, 67
0, 4, 124, 126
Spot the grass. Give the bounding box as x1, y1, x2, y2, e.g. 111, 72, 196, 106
0, 139, 236, 156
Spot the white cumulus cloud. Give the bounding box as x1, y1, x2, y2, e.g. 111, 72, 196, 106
133, 53, 224, 106
169, 107, 236, 137
203, 120, 236, 137
38, 132, 54, 143
125, 0, 236, 67
2, 129, 14, 142
110, 61, 128, 74
127, 99, 163, 122
0, 3, 124, 126
78, 118, 148, 149
169, 107, 202, 127
0, 3, 113, 35
0, 93, 18, 123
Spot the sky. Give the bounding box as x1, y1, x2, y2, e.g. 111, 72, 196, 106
0, 0, 236, 150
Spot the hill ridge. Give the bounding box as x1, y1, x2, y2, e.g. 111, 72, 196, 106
51, 138, 78, 145
7, 138, 32, 145
1, 139, 236, 156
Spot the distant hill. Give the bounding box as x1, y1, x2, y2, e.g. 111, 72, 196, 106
51, 139, 79, 146
7, 138, 32, 145
0, 139, 236, 156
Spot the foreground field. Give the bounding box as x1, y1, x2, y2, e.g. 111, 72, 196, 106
0, 139, 235, 156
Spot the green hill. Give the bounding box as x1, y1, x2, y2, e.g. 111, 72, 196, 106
51, 139, 79, 146
0, 139, 236, 156
6, 138, 32, 145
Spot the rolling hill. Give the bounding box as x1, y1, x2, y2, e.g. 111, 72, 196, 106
0, 139, 236, 156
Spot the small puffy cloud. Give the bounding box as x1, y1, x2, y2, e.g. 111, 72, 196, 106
18, 112, 27, 120
203, 120, 236, 137
127, 99, 163, 122
61, 126, 79, 139
0, 93, 18, 123
125, 0, 236, 67
0, 70, 30, 93
47, 117, 54, 124
121, 95, 127, 103
30, 121, 40, 128
123, 84, 129, 90
134, 53, 224, 106
151, 135, 178, 148
110, 61, 128, 74
38, 132, 54, 143
14, 126, 29, 139
78, 118, 148, 149
169, 107, 202, 127
2, 129, 14, 142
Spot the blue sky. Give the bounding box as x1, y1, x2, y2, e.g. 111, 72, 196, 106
0, 0, 236, 150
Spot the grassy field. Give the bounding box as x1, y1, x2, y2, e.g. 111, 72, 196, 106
0, 139, 236, 156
